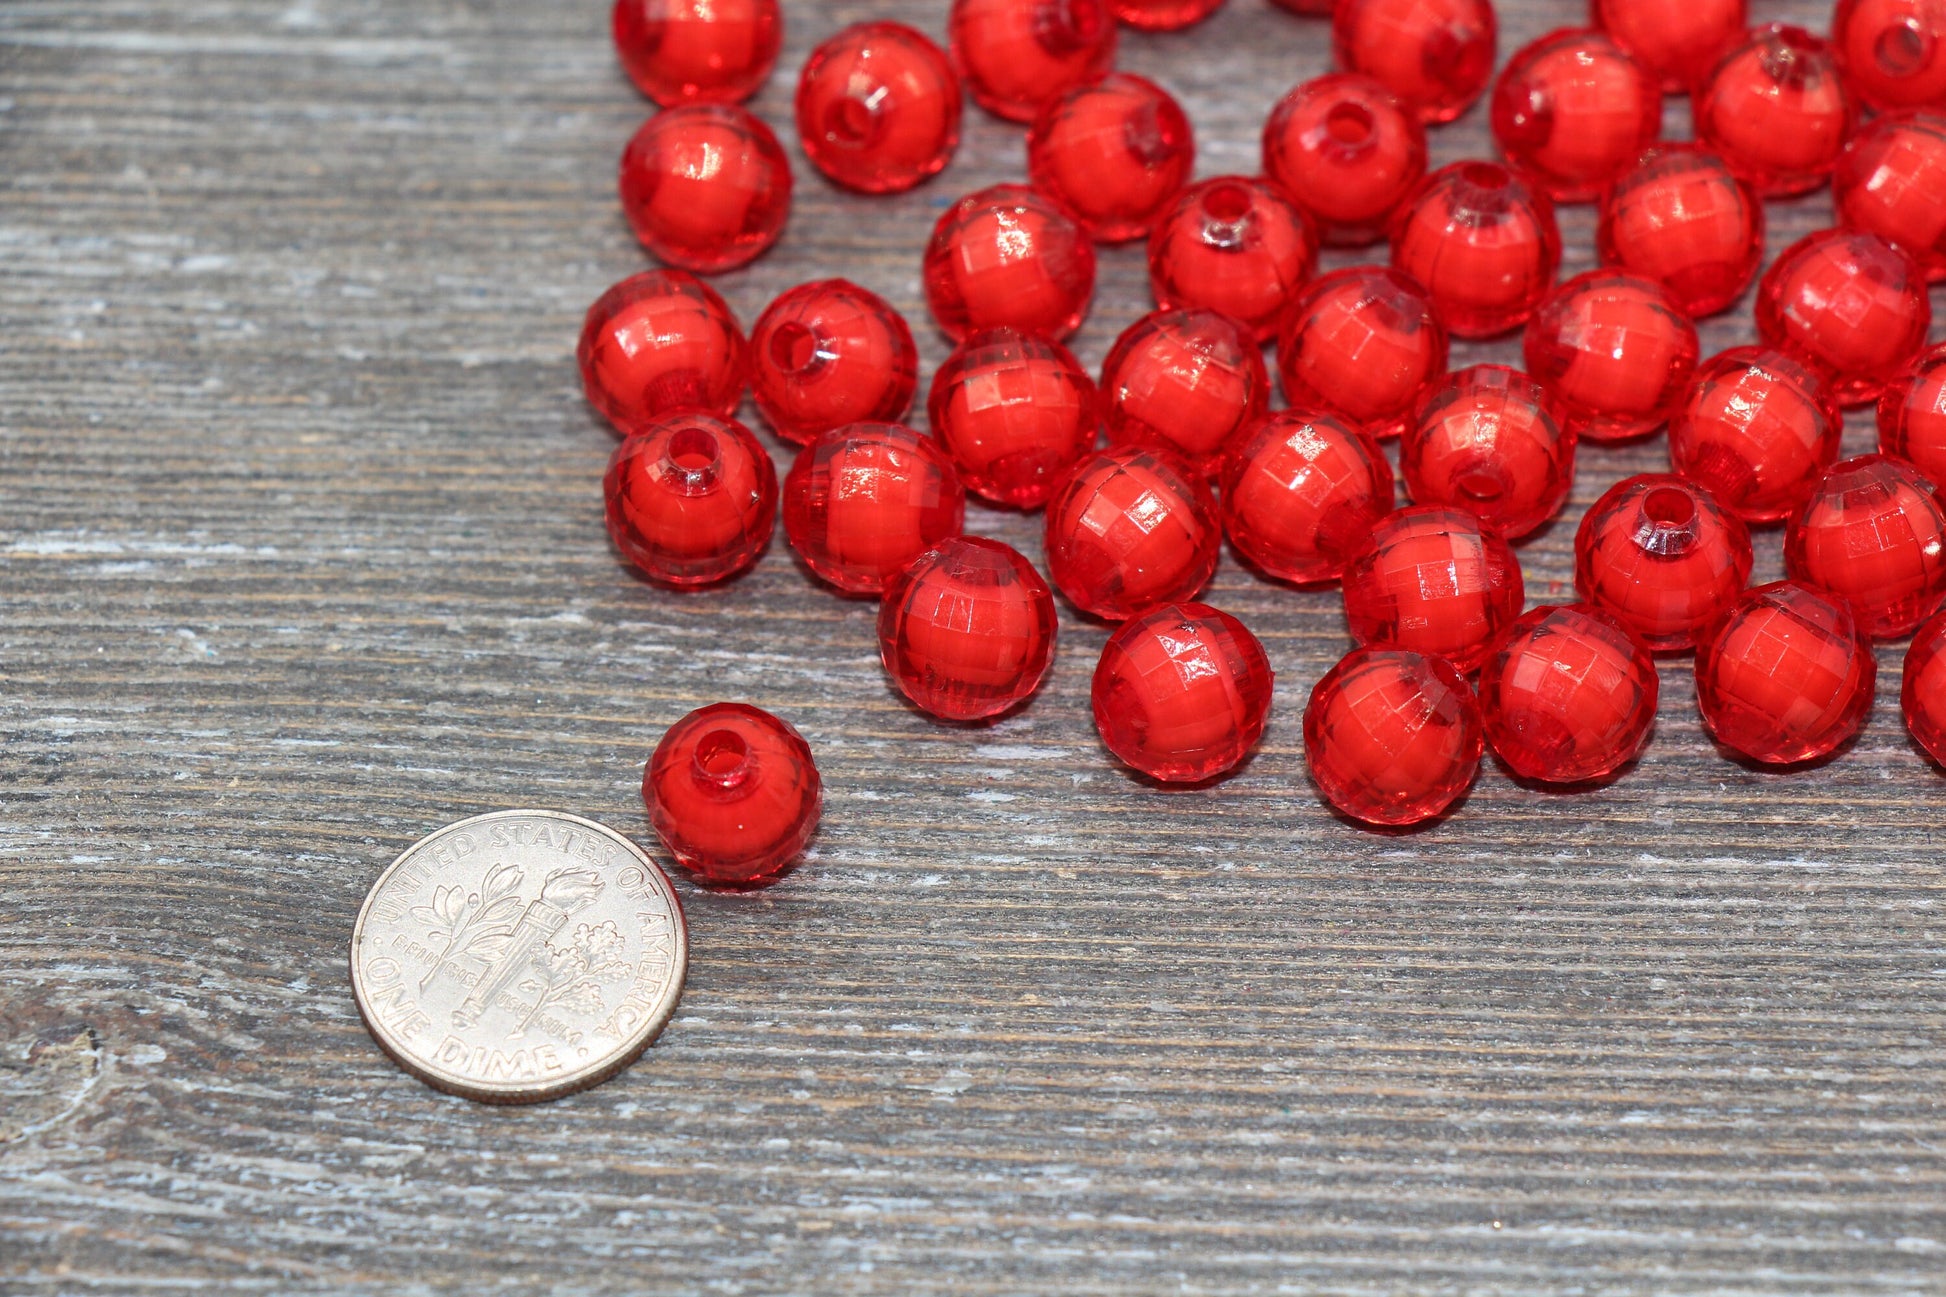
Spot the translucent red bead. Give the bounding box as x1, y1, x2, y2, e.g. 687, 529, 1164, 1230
1261, 73, 1427, 247
644, 702, 821, 887
1522, 270, 1700, 443
1147, 177, 1319, 344
619, 104, 792, 272
1831, 0, 1946, 112
749, 279, 918, 446
1027, 73, 1196, 244
878, 537, 1057, 721
579, 270, 746, 433
1043, 447, 1219, 620
1832, 112, 1946, 281
1596, 145, 1765, 318
1695, 581, 1875, 764
1589, 0, 1745, 90
1332, 0, 1498, 124
1693, 25, 1855, 197
1100, 308, 1268, 478
1109, 0, 1225, 33
948, 0, 1117, 124
1574, 474, 1752, 652
783, 423, 966, 595
1478, 604, 1658, 784
1403, 364, 1575, 541
604, 412, 778, 587
1304, 646, 1483, 827
1341, 506, 1527, 674
1093, 603, 1274, 782
924, 184, 1097, 343
1755, 228, 1931, 406
1785, 454, 1946, 639
927, 327, 1098, 509
1276, 265, 1448, 440
795, 22, 961, 195
612, 0, 782, 106
1879, 342, 1946, 483
1490, 28, 1661, 201
1669, 346, 1842, 525
1389, 161, 1561, 339
1222, 410, 1395, 585
1902, 606, 1946, 764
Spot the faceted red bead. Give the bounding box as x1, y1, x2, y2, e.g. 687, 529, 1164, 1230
1589, 0, 1744, 90
1574, 474, 1752, 651
1402, 364, 1575, 541
578, 270, 746, 433
1100, 308, 1268, 478
923, 184, 1097, 343
1902, 606, 1946, 763
1341, 505, 1527, 674
1109, 0, 1225, 31
619, 104, 792, 273
1831, 0, 1946, 112
1785, 454, 1946, 639
948, 0, 1117, 124
782, 422, 966, 595
1755, 228, 1931, 407
1695, 581, 1875, 764
644, 702, 821, 888
1147, 177, 1318, 344
1027, 73, 1196, 244
1669, 346, 1842, 526
1043, 447, 1219, 620
1262, 73, 1427, 247
1332, 0, 1497, 125
795, 22, 961, 195
927, 327, 1098, 510
1304, 646, 1483, 827
1596, 144, 1765, 317
878, 536, 1057, 721
612, 0, 782, 106
1879, 342, 1946, 482
1092, 602, 1273, 782
1276, 265, 1448, 440
1389, 161, 1562, 339
604, 412, 777, 587
1832, 112, 1946, 282
1693, 25, 1855, 197
749, 279, 918, 446
1522, 269, 1700, 443
1490, 28, 1661, 201
1478, 604, 1658, 784
1221, 410, 1395, 586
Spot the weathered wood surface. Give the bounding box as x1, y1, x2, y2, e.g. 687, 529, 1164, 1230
3, 0, 1944, 1291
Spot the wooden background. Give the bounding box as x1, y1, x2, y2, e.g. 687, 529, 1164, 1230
5, 0, 1945, 1291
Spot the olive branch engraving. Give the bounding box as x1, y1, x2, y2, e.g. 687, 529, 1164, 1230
410, 861, 525, 992
515, 920, 631, 1034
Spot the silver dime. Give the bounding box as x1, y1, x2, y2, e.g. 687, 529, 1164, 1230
350, 809, 687, 1104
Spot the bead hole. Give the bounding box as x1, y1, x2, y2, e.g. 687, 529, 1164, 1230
1460, 161, 1509, 191
768, 320, 823, 376
1875, 20, 1930, 76
1324, 100, 1376, 148
1035, 0, 1104, 55
1643, 485, 1696, 528
1455, 468, 1506, 504
825, 95, 877, 146
661, 425, 722, 495
694, 728, 752, 788
1201, 181, 1253, 224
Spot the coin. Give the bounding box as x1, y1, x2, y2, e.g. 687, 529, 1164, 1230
349, 809, 687, 1104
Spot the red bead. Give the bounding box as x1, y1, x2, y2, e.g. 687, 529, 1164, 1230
1831, 0, 1946, 112
1574, 474, 1752, 651
1276, 265, 1448, 440
604, 412, 777, 586
1389, 161, 1562, 339
1109, 0, 1225, 31
878, 536, 1058, 721
1043, 447, 1219, 620
1879, 342, 1946, 482
1693, 25, 1855, 197
927, 327, 1098, 509
1695, 581, 1875, 764
1262, 74, 1427, 247
1332, 0, 1497, 125
1222, 410, 1395, 586
1100, 308, 1268, 478
1402, 364, 1574, 541
1027, 73, 1195, 244
578, 270, 746, 433
1522, 269, 1700, 443
782, 422, 966, 595
1478, 604, 1658, 784
1304, 646, 1483, 827
619, 104, 792, 272
1341, 505, 1526, 674
923, 184, 1097, 343
1755, 229, 1931, 407
1092, 602, 1273, 782
1902, 606, 1946, 763
795, 22, 961, 195
1147, 177, 1319, 344
1785, 453, 1946, 639
1596, 144, 1765, 317
1589, 0, 1744, 90
948, 0, 1117, 124
1833, 112, 1946, 281
1490, 28, 1661, 201
612, 0, 782, 106
1669, 346, 1841, 525
644, 702, 821, 888
749, 279, 917, 447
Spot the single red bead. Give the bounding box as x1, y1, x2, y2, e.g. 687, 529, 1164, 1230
1785, 453, 1946, 639
1389, 161, 1561, 339
1100, 308, 1268, 478
1574, 474, 1752, 652
1147, 177, 1319, 344
1693, 25, 1855, 197
1879, 342, 1946, 482
1695, 581, 1875, 764
1755, 228, 1931, 407
619, 104, 792, 273
927, 327, 1098, 509
1831, 0, 1946, 112
1304, 646, 1483, 827
1402, 364, 1574, 541
1588, 0, 1744, 90
923, 184, 1097, 343
1027, 73, 1195, 244
1092, 602, 1273, 782
749, 278, 918, 446
878, 536, 1058, 721
1478, 604, 1658, 784
948, 0, 1117, 124
1043, 447, 1219, 620
1596, 144, 1765, 317
1902, 606, 1946, 763
782, 422, 966, 595
604, 412, 777, 587
1490, 28, 1661, 201
795, 22, 961, 196
1669, 346, 1842, 526
612, 0, 782, 106
1332, 0, 1497, 125
578, 270, 746, 433
1341, 505, 1527, 674
1262, 73, 1427, 247
1276, 265, 1448, 440
1833, 112, 1946, 282
1221, 409, 1395, 586
1109, 0, 1225, 30
1522, 269, 1700, 443
644, 702, 821, 888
